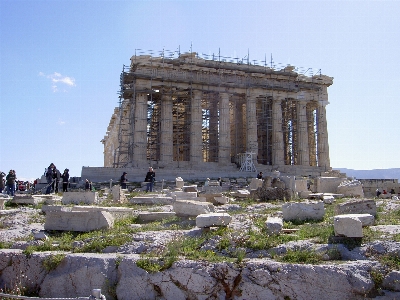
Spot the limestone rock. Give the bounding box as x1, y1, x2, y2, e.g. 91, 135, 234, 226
382, 270, 400, 291
265, 217, 283, 235
249, 178, 263, 190
334, 215, 363, 237
337, 180, 364, 198
256, 187, 292, 201
282, 201, 325, 221
44, 210, 114, 232
111, 185, 128, 203
173, 200, 215, 217
335, 199, 377, 216
61, 191, 99, 205
196, 213, 232, 228
137, 212, 176, 223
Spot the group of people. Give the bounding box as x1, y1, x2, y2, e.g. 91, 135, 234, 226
119, 167, 156, 192
0, 170, 17, 196
45, 163, 70, 194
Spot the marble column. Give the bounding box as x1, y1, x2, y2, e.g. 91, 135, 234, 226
246, 91, 258, 154
218, 92, 231, 164
133, 93, 148, 163
272, 97, 284, 165
160, 94, 173, 162
190, 90, 203, 163
297, 99, 310, 166
317, 100, 330, 168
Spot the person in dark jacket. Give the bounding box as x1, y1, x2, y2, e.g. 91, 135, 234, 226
53, 165, 61, 193
145, 167, 155, 192
120, 172, 128, 189
45, 163, 55, 194
6, 170, 16, 196
85, 179, 92, 191
61, 169, 70, 192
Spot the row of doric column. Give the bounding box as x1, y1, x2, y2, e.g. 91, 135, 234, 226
128, 90, 330, 168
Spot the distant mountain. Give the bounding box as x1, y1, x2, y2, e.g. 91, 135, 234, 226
335, 168, 400, 181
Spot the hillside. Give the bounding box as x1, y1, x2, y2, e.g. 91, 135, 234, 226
336, 168, 400, 181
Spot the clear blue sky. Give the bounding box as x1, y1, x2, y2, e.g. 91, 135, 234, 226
1, 0, 400, 180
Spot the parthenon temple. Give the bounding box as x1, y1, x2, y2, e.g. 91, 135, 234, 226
100, 49, 334, 180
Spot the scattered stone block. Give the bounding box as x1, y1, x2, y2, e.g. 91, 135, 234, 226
62, 191, 99, 205
298, 191, 311, 198
173, 191, 198, 200
334, 215, 363, 237
282, 201, 325, 221
111, 185, 128, 203
337, 180, 364, 198
200, 193, 223, 203
379, 193, 392, 199
137, 212, 176, 223
202, 186, 223, 193
249, 178, 263, 190
173, 200, 215, 217
196, 213, 232, 228
343, 214, 374, 226
231, 189, 250, 198
323, 195, 335, 204
176, 177, 184, 189
129, 195, 174, 205
335, 199, 377, 216
33, 231, 48, 240
265, 217, 283, 235
183, 185, 198, 193
11, 194, 41, 205
213, 195, 230, 205
0, 196, 8, 210
382, 271, 400, 291
44, 210, 114, 232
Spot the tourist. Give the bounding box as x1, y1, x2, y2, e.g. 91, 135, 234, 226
145, 167, 155, 192
61, 169, 70, 192
218, 177, 222, 186
85, 179, 92, 191
257, 172, 263, 179
376, 189, 381, 197
383, 190, 387, 194
390, 188, 395, 194
120, 172, 128, 189
45, 163, 55, 194
52, 165, 61, 193
6, 170, 16, 196
204, 178, 210, 186
0, 171, 5, 193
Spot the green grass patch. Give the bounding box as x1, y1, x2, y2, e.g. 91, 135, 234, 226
276, 249, 323, 264
42, 253, 66, 271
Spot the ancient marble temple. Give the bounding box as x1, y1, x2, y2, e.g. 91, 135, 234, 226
102, 50, 333, 176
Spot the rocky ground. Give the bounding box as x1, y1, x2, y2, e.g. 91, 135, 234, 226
1, 194, 400, 299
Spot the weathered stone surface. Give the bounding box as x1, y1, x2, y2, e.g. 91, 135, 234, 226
111, 185, 128, 203
382, 270, 400, 291
176, 177, 184, 189
265, 217, 283, 235
231, 189, 250, 198
342, 213, 375, 227
44, 210, 114, 231
183, 185, 198, 193
200, 193, 223, 203
42, 205, 135, 221
249, 178, 263, 190
282, 201, 325, 221
335, 199, 377, 216
129, 195, 174, 205
334, 215, 363, 237
61, 191, 99, 205
0, 250, 390, 299
11, 194, 41, 205
39, 253, 118, 299
173, 200, 215, 217
173, 191, 198, 200
196, 213, 232, 228
213, 195, 230, 204
137, 212, 176, 223
323, 195, 335, 204
337, 180, 364, 198
256, 187, 292, 201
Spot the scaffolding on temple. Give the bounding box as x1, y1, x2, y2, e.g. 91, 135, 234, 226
108, 46, 328, 170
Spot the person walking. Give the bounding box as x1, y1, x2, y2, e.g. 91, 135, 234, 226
85, 179, 92, 191
61, 169, 70, 192
120, 172, 128, 189
0, 171, 5, 193
145, 167, 155, 192
6, 170, 16, 196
